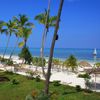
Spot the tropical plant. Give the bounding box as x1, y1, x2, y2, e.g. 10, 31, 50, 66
45, 0, 64, 94
19, 47, 32, 64
95, 62, 100, 67
9, 25, 22, 60
0, 20, 5, 34
78, 73, 91, 89
2, 20, 17, 58
35, 5, 57, 77
64, 55, 77, 71
13, 14, 34, 48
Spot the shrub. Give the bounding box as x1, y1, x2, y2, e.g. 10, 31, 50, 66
19, 47, 32, 65
83, 89, 93, 93
5, 71, 14, 75
78, 73, 91, 79
12, 79, 19, 85
6, 60, 13, 66
35, 75, 41, 82
32, 57, 46, 67
25, 95, 34, 100
36, 91, 50, 100
53, 80, 61, 86
75, 85, 81, 92
26, 70, 37, 79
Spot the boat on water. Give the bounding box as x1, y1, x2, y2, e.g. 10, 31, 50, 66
93, 48, 97, 56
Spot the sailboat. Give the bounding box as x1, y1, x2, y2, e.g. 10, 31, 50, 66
93, 48, 97, 56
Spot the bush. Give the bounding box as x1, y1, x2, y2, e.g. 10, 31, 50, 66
6, 60, 13, 66
32, 57, 46, 67
25, 95, 34, 100
5, 71, 14, 75
35, 75, 41, 82
19, 47, 32, 65
75, 85, 81, 92
36, 91, 50, 100
53, 80, 61, 86
83, 89, 93, 93
26, 70, 37, 79
12, 79, 19, 85
78, 73, 91, 79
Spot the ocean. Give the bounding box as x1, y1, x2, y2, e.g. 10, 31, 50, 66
0, 47, 100, 62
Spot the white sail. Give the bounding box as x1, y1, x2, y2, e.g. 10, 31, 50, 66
93, 48, 97, 55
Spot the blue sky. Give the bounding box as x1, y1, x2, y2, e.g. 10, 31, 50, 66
0, 0, 100, 48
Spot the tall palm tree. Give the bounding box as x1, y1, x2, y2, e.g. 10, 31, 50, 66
2, 20, 17, 58
44, 0, 64, 94
13, 14, 34, 48
0, 21, 5, 42
9, 30, 21, 60
35, 3, 57, 77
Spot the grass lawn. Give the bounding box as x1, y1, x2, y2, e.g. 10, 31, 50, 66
0, 70, 100, 100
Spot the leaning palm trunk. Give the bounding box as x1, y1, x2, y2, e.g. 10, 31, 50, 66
44, 0, 64, 94
9, 37, 19, 60
41, 0, 51, 78
3, 35, 11, 58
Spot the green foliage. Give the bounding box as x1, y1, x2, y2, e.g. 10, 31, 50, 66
6, 60, 13, 66
25, 95, 34, 100
0, 57, 13, 66
0, 71, 100, 100
35, 75, 41, 82
35, 10, 57, 27
75, 85, 81, 92
26, 70, 37, 79
36, 91, 50, 100
78, 73, 91, 79
53, 80, 61, 86
95, 62, 100, 67
19, 47, 32, 64
52, 58, 60, 65
12, 79, 19, 85
64, 55, 77, 71
83, 89, 93, 93
32, 57, 46, 66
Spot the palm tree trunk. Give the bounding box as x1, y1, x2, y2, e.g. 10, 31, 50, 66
3, 35, 11, 58
9, 37, 19, 60
44, 0, 64, 94
41, 0, 51, 78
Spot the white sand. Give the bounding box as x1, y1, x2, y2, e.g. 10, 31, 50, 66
0, 55, 100, 92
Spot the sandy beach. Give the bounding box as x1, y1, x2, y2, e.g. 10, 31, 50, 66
0, 55, 100, 92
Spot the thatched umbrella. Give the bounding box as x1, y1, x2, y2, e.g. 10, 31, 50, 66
78, 61, 92, 68
85, 68, 100, 91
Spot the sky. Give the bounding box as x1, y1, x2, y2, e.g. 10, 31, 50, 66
0, 0, 100, 49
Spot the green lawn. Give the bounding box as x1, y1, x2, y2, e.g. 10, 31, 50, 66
0, 70, 100, 100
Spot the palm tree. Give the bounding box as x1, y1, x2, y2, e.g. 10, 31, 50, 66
35, 4, 57, 77
13, 14, 34, 48
64, 55, 77, 71
2, 20, 17, 58
44, 0, 64, 94
13, 14, 34, 65
9, 30, 21, 60
0, 21, 6, 42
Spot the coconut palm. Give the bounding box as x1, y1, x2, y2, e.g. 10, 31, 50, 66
2, 20, 17, 58
44, 0, 64, 94
13, 14, 34, 48
9, 29, 21, 60
0, 21, 5, 33
65, 55, 77, 71
35, 5, 57, 77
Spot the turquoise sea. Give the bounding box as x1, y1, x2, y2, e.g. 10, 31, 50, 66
0, 47, 100, 62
